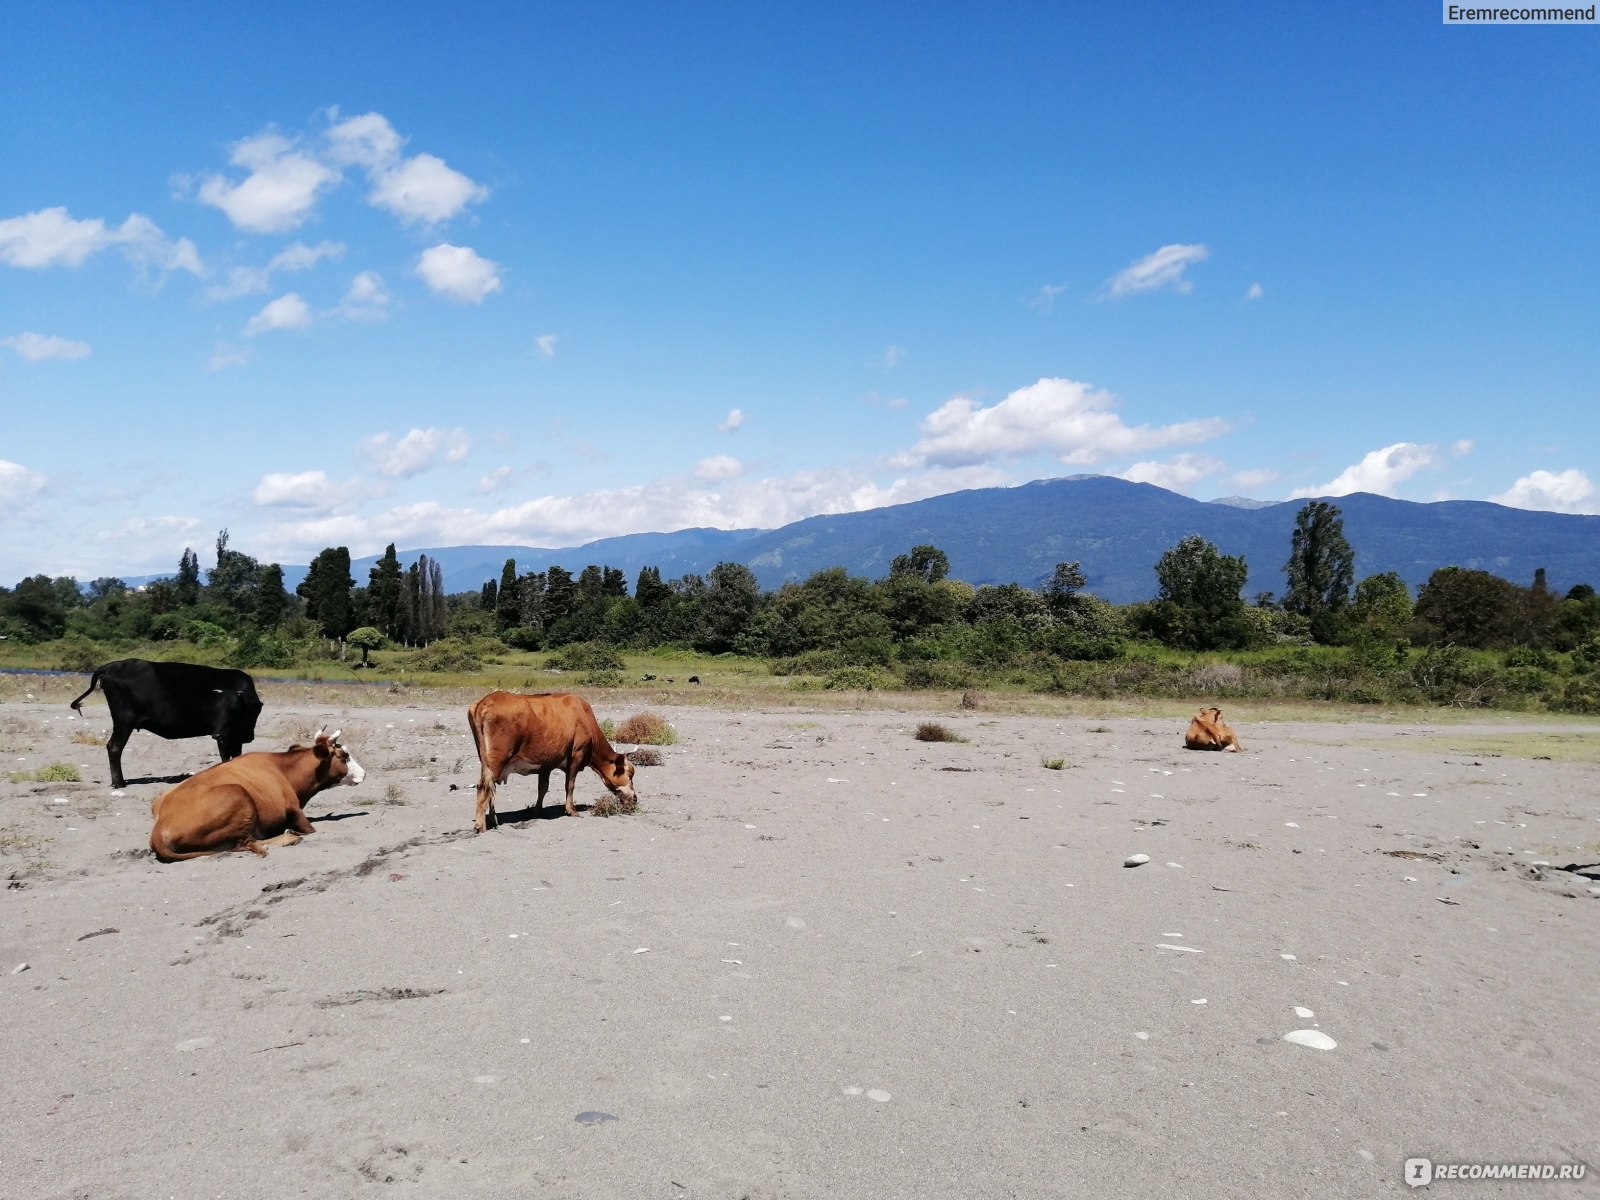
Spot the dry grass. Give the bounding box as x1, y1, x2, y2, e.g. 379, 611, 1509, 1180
614, 712, 678, 745
627, 748, 664, 766
915, 721, 966, 743
590, 793, 639, 817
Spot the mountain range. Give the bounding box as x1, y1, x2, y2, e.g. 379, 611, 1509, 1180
294, 475, 1600, 605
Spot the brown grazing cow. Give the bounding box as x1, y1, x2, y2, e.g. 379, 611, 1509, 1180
467, 691, 637, 831
148, 729, 365, 862
1184, 706, 1244, 752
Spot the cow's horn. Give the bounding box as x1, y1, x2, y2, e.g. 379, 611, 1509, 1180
329, 729, 342, 742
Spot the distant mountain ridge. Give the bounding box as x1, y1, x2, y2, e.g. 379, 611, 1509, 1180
324, 476, 1599, 605
124, 476, 1600, 605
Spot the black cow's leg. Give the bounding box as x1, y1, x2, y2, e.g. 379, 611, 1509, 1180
217, 735, 240, 763
106, 722, 131, 789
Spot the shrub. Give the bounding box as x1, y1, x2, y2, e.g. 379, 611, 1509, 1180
502, 626, 544, 651
824, 666, 897, 691
400, 638, 486, 673
900, 661, 977, 690
8, 762, 81, 783
546, 642, 624, 671
915, 721, 966, 743
51, 637, 102, 672
627, 748, 664, 766
581, 669, 625, 688
1041, 756, 1067, 770
615, 712, 678, 745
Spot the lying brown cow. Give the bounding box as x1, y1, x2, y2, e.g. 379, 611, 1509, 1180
467, 691, 637, 831
1184, 706, 1244, 752
148, 729, 365, 862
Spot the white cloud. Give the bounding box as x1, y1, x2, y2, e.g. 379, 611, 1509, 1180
2, 332, 91, 362
1450, 439, 1474, 457
204, 266, 272, 301
252, 469, 372, 513
324, 111, 405, 169
881, 345, 906, 368
718, 407, 746, 432
244, 293, 312, 336
206, 345, 252, 371
325, 111, 487, 225
898, 377, 1228, 469
536, 334, 558, 358
369, 153, 489, 225
269, 240, 345, 272
0, 207, 203, 274
1289, 442, 1441, 498
196, 131, 340, 233
1119, 453, 1226, 491
1029, 282, 1067, 313
1489, 468, 1600, 514
1245, 282, 1264, 300
359, 427, 471, 479
1101, 243, 1210, 299
693, 454, 744, 482
258, 462, 1016, 564
477, 466, 514, 494
339, 270, 391, 322
416, 243, 502, 303
0, 459, 47, 506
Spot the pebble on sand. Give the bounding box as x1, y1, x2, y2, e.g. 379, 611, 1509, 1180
1283, 1029, 1337, 1050
1124, 854, 1151, 867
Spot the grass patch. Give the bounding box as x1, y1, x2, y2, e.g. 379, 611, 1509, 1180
591, 793, 639, 817
8, 762, 81, 783
615, 712, 678, 745
627, 747, 664, 766
915, 721, 966, 743
1041, 756, 1068, 770
381, 782, 408, 806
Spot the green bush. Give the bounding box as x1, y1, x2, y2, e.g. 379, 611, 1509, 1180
400, 638, 486, 673
546, 641, 623, 671
52, 636, 103, 672
581, 669, 626, 687
823, 666, 897, 691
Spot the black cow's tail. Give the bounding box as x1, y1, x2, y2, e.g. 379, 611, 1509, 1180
69, 667, 105, 714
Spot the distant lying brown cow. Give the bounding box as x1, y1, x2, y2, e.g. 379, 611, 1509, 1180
467, 691, 637, 831
148, 729, 365, 862
1185, 706, 1244, 752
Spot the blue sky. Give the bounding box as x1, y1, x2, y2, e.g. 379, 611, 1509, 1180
3, 2, 1597, 586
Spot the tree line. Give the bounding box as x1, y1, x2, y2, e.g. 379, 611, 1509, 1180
3, 504, 1599, 691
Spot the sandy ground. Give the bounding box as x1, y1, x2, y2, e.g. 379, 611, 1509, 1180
1, 685, 1597, 1200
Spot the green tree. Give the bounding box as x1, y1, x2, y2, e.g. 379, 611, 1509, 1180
544, 565, 577, 627
298, 547, 355, 639
700, 562, 762, 653
347, 626, 385, 667
208, 529, 261, 618
1348, 572, 1413, 641
889, 544, 950, 584
496, 558, 520, 631
255, 564, 291, 628
175, 547, 201, 607
1283, 501, 1355, 643
1411, 567, 1521, 648
367, 545, 404, 639
1041, 562, 1088, 619
1151, 534, 1252, 650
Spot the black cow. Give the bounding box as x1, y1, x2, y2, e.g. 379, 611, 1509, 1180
69, 660, 263, 788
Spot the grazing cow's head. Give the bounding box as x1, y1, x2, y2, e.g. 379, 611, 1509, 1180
310, 727, 365, 788
602, 750, 637, 804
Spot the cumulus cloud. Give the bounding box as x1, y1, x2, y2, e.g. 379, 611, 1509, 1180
1229, 467, 1281, 492
326, 111, 488, 225
881, 345, 906, 368
1119, 453, 1227, 491
0, 459, 48, 506
195, 132, 340, 233
251, 469, 373, 513
536, 334, 558, 358
1101, 243, 1210, 299
1289, 442, 1441, 498
1245, 282, 1264, 300
1489, 468, 1600, 514
718, 407, 746, 433
360, 427, 471, 479
693, 455, 744, 482
244, 293, 312, 336
339, 270, 391, 322
0, 207, 202, 274
270, 240, 345, 272
1, 332, 91, 361
416, 243, 501, 303
897, 377, 1228, 469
